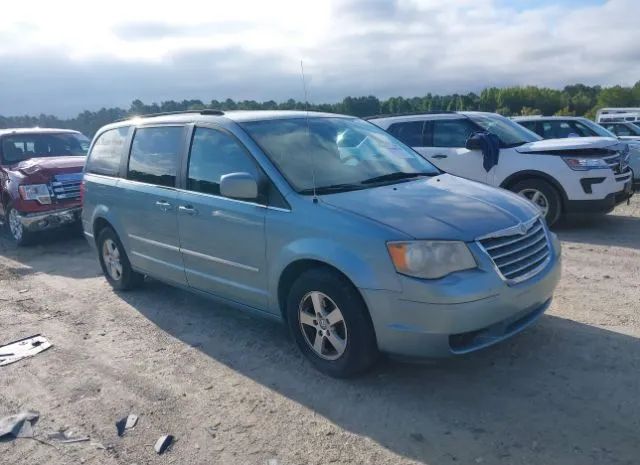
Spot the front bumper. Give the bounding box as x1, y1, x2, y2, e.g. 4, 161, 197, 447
565, 179, 633, 214
360, 242, 561, 358
19, 206, 82, 232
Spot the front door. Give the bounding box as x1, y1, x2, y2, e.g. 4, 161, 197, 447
415, 118, 489, 184
177, 126, 268, 309
118, 125, 187, 285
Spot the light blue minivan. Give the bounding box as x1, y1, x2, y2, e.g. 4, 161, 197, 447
82, 110, 561, 377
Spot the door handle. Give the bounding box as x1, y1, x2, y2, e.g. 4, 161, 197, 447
178, 205, 199, 216
431, 154, 448, 159
155, 200, 173, 212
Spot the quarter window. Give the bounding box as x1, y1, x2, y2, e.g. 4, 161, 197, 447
127, 126, 184, 187
86, 127, 129, 176
432, 119, 476, 147
387, 121, 424, 146
187, 127, 259, 198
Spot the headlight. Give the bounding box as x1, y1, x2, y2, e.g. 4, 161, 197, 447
562, 157, 609, 171
387, 241, 477, 279
18, 184, 51, 204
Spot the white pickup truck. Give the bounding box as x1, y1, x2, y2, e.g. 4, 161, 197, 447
369, 111, 633, 225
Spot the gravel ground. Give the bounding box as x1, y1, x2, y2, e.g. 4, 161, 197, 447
0, 203, 638, 465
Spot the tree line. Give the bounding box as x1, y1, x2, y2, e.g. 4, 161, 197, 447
2, 82, 640, 137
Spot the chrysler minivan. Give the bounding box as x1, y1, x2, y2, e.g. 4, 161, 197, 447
82, 110, 561, 377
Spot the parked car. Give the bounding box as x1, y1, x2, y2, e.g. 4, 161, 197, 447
513, 116, 640, 188
596, 107, 640, 125
369, 112, 634, 225
82, 110, 561, 378
598, 121, 640, 142
0, 128, 89, 245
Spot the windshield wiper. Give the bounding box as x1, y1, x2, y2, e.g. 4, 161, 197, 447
299, 183, 364, 195
360, 171, 434, 185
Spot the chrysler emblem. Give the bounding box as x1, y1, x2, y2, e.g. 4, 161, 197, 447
519, 224, 528, 235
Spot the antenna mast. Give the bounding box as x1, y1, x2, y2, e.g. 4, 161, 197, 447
300, 60, 318, 202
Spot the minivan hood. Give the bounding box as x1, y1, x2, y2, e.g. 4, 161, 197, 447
321, 174, 539, 242
515, 136, 619, 153
9, 156, 85, 182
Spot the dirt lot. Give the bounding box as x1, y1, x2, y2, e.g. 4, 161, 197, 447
0, 203, 639, 465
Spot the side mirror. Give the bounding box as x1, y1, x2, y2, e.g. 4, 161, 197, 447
465, 134, 483, 151
220, 172, 258, 199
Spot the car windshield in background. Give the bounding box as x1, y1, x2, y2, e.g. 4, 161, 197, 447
577, 118, 617, 138
468, 113, 541, 147
623, 123, 640, 135
241, 117, 439, 194
1, 133, 90, 163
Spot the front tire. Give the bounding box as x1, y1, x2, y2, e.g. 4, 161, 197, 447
286, 267, 378, 378
97, 227, 143, 291
5, 204, 33, 246
510, 179, 562, 226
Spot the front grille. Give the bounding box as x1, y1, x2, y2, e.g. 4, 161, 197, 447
51, 173, 83, 200
604, 149, 632, 180
477, 218, 551, 284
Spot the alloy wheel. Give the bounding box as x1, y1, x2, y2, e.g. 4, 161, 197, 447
298, 291, 348, 361
518, 188, 550, 217
102, 239, 123, 281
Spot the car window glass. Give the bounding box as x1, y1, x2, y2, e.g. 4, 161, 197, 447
614, 125, 633, 136
571, 121, 595, 137
387, 121, 424, 147
127, 126, 183, 187
519, 121, 537, 133
187, 127, 260, 199
2, 133, 89, 164
86, 127, 129, 176
432, 119, 476, 147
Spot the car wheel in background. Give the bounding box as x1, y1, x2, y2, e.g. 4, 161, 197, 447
5, 204, 33, 246
511, 179, 562, 226
97, 227, 144, 291
286, 267, 378, 378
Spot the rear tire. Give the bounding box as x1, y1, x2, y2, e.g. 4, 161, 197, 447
97, 227, 143, 291
510, 179, 562, 226
286, 267, 378, 378
5, 203, 33, 246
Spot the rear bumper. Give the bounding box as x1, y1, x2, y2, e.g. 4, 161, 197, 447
20, 206, 82, 232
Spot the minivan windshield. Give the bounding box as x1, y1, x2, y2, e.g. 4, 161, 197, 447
467, 113, 541, 147
241, 117, 439, 194
1, 132, 90, 164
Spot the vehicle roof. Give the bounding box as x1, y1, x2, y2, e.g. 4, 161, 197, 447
98, 110, 351, 134
367, 111, 499, 125
0, 128, 82, 136
512, 116, 587, 121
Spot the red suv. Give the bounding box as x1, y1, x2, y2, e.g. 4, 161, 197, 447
0, 128, 88, 245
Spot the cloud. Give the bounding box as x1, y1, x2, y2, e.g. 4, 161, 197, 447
0, 0, 637, 116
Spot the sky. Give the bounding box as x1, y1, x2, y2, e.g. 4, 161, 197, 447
0, 0, 637, 117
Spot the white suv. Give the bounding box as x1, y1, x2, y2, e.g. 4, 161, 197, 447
369, 112, 634, 225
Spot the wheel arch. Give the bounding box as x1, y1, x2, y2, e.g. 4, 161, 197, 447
500, 170, 568, 207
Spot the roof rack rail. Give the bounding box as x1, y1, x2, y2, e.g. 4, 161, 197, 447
117, 109, 224, 122
364, 110, 456, 120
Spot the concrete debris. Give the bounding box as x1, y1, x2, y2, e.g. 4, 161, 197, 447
116, 413, 138, 437
0, 411, 39, 439
154, 434, 174, 454
47, 429, 90, 443
0, 334, 52, 366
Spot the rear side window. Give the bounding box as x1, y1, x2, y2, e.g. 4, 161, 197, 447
432, 119, 476, 147
187, 127, 259, 198
86, 127, 129, 176
127, 126, 184, 187
387, 121, 424, 146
